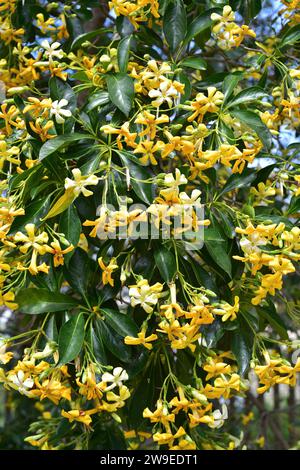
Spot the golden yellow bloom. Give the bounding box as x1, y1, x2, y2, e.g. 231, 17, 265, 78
134, 111, 169, 139
213, 296, 239, 322
133, 139, 165, 165
0, 290, 18, 310
187, 87, 224, 122
124, 328, 158, 350
203, 360, 232, 381
98, 257, 118, 286
61, 408, 97, 427
47, 239, 74, 267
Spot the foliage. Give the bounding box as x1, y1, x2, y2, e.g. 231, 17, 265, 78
0, 0, 300, 450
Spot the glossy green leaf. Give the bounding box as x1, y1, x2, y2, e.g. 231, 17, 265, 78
102, 308, 138, 337
219, 168, 256, 196
257, 305, 288, 340
100, 321, 132, 362
87, 322, 108, 365
226, 87, 269, 108
180, 56, 207, 70
39, 133, 95, 160
8, 194, 52, 235
117, 150, 155, 204
222, 73, 243, 103
205, 241, 232, 277
64, 248, 90, 297
117, 35, 132, 72
287, 196, 300, 215
16, 288, 77, 314
59, 204, 81, 248
70, 28, 109, 50
279, 24, 300, 49
163, 0, 187, 51
57, 313, 85, 365
154, 246, 177, 283
86, 91, 110, 112
231, 321, 253, 375
230, 109, 272, 150
185, 9, 216, 43
106, 73, 134, 116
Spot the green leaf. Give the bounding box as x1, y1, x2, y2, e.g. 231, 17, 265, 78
102, 308, 138, 337
64, 248, 90, 297
252, 163, 277, 186
87, 323, 108, 365
222, 73, 243, 103
230, 109, 272, 150
177, 71, 191, 102
117, 150, 155, 204
279, 24, 300, 49
8, 195, 52, 235
57, 313, 85, 365
43, 189, 76, 221
117, 35, 132, 73
59, 204, 81, 248
239, 0, 262, 22
86, 91, 110, 113
214, 209, 236, 239
226, 86, 269, 109
257, 305, 288, 340
231, 320, 253, 375
39, 133, 95, 160
154, 245, 177, 283
106, 73, 134, 117
16, 288, 77, 314
219, 168, 256, 196
43, 315, 59, 343
180, 56, 207, 70
100, 321, 132, 362
205, 241, 232, 277
287, 196, 300, 215
70, 28, 109, 50
187, 257, 218, 293
163, 0, 187, 52
185, 9, 216, 43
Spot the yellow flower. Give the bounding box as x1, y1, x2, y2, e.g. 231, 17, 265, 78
64, 168, 99, 198
29, 119, 55, 141
48, 239, 74, 267
242, 411, 254, 425
134, 111, 169, 139
250, 182, 276, 206
213, 296, 239, 322
204, 373, 241, 399
61, 409, 97, 427
203, 360, 232, 380
23, 97, 52, 118
14, 223, 50, 275
101, 122, 137, 149
256, 436, 265, 448
98, 257, 118, 286
0, 139, 20, 170
0, 340, 13, 364
129, 279, 164, 313
0, 290, 18, 310
143, 399, 175, 426
124, 328, 158, 349
187, 87, 224, 122
31, 378, 71, 405
133, 139, 165, 165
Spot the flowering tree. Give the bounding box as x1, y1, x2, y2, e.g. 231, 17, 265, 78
0, 0, 300, 451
